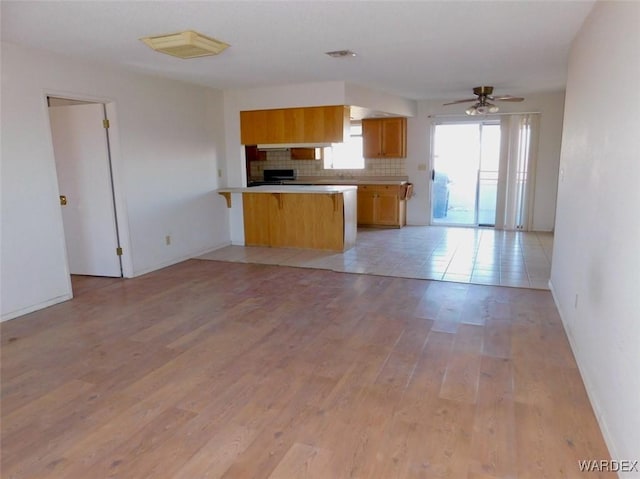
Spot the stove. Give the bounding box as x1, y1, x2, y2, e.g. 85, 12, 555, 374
247, 180, 285, 187
264, 169, 296, 182
248, 169, 296, 187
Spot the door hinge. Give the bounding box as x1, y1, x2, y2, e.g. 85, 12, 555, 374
116, 247, 123, 256
103, 119, 110, 129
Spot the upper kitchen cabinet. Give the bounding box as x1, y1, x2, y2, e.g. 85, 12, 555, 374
290, 147, 323, 160
240, 106, 350, 145
362, 117, 407, 158
244, 145, 267, 162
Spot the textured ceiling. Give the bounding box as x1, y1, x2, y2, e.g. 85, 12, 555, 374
1, 1, 595, 101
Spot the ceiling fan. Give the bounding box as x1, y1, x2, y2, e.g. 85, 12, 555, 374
443, 86, 524, 115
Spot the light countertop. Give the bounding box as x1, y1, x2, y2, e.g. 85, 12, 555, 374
218, 185, 357, 194
247, 176, 409, 186
289, 176, 408, 186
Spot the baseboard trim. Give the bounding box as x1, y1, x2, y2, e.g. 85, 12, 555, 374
131, 241, 232, 277
548, 279, 620, 468
1, 293, 73, 322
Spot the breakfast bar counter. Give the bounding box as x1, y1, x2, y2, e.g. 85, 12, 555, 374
218, 185, 357, 252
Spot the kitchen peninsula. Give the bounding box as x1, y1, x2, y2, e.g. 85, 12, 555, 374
217, 185, 357, 252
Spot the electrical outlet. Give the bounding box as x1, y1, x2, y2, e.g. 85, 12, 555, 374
165, 235, 171, 246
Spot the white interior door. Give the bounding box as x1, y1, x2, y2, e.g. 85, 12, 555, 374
49, 103, 122, 277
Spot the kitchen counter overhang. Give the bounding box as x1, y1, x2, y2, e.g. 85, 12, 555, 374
218, 184, 357, 195
283, 177, 408, 186
217, 185, 357, 252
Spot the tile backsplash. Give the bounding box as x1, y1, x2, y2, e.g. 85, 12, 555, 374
249, 150, 406, 179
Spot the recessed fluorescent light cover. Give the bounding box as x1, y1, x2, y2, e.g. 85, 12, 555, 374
140, 30, 229, 59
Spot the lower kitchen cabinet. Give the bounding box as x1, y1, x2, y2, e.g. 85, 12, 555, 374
357, 184, 406, 228
242, 188, 357, 251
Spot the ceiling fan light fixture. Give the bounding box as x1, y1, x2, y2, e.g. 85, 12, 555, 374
480, 103, 499, 114
447, 86, 522, 114
466, 102, 499, 116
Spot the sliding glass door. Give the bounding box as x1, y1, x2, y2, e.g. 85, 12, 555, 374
431, 121, 500, 226
477, 123, 500, 226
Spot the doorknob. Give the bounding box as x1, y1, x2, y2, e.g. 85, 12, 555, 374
59, 195, 67, 206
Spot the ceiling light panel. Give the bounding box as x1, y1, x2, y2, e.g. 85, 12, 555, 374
140, 30, 229, 59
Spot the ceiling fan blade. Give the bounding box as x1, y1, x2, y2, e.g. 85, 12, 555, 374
442, 98, 477, 106
493, 95, 525, 102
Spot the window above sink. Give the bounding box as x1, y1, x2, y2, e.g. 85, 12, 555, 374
324, 123, 364, 170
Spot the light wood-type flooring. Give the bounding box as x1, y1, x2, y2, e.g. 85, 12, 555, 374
1, 260, 612, 478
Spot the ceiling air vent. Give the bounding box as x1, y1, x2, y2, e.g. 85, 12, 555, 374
325, 50, 357, 58
140, 30, 229, 59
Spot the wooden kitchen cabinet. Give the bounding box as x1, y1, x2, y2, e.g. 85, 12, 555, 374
242, 192, 273, 246
240, 109, 297, 145
357, 184, 406, 228
362, 117, 407, 158
242, 188, 357, 251
356, 187, 375, 225
244, 145, 267, 162
240, 105, 350, 145
240, 110, 268, 145
290, 147, 323, 160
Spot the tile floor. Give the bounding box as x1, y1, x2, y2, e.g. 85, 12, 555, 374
197, 226, 554, 290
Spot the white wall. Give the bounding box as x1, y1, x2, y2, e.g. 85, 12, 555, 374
1, 42, 229, 320
345, 83, 417, 118
406, 91, 565, 230
550, 1, 640, 469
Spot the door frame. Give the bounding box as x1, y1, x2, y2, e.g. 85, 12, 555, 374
44, 90, 133, 279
